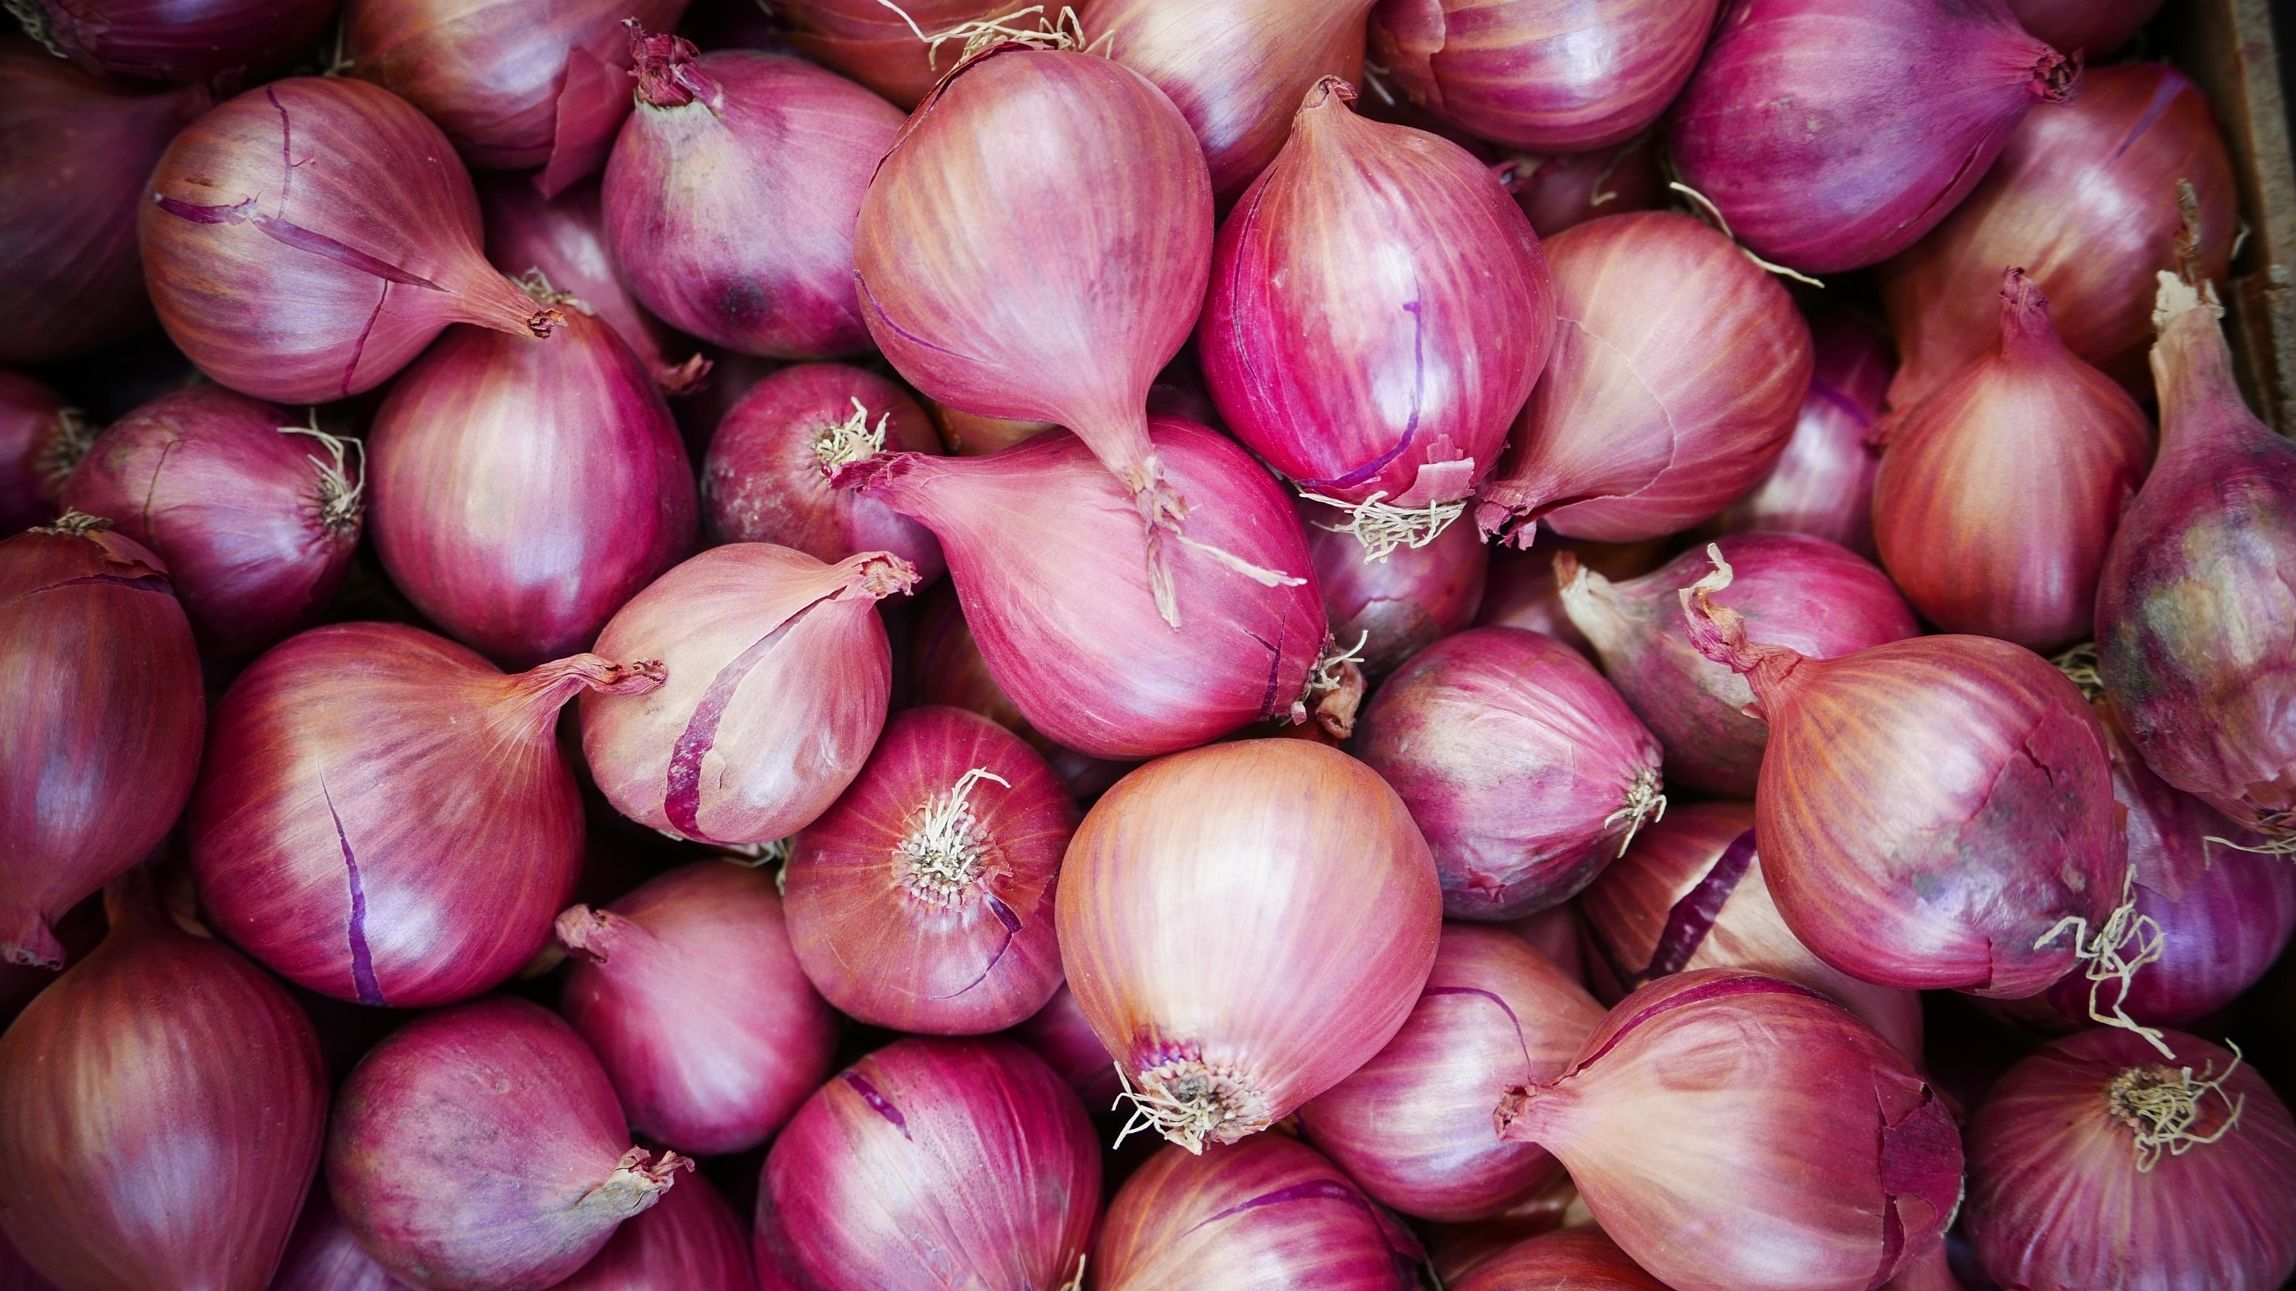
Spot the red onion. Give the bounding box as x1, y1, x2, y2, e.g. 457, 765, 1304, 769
1056, 740, 1441, 1149
2095, 275, 2296, 842
1474, 537, 1664, 653
2006, 0, 2163, 57
271, 1192, 407, 1291
701, 363, 944, 581
1558, 533, 1919, 796
1453, 1230, 1667, 1291
1579, 802, 1926, 1059
557, 1171, 752, 1291
140, 77, 556, 403
13, 0, 334, 83
189, 623, 661, 1005
581, 545, 911, 845
838, 418, 1333, 759
1355, 626, 1665, 919
329, 997, 691, 1291
604, 32, 897, 360
771, 0, 1011, 108
929, 399, 1055, 457
1369, 0, 1719, 151
1298, 925, 1602, 1221
1668, 0, 2079, 274
1475, 212, 1812, 546
555, 861, 838, 1156
785, 706, 1074, 1034
1709, 310, 1893, 558
0, 519, 201, 968
754, 1038, 1099, 1291
0, 882, 327, 1291
0, 44, 202, 365
1493, 137, 1665, 238
58, 386, 362, 658
0, 370, 82, 535
1305, 494, 1487, 675
1201, 78, 1555, 557
1498, 970, 1963, 1291
1093, 1135, 1425, 1290
1009, 982, 1121, 1108
1880, 65, 2236, 406
1965, 1028, 2296, 1291
367, 282, 697, 668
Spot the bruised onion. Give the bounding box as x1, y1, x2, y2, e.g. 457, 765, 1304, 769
0, 370, 82, 531
1709, 311, 1893, 557
1355, 626, 1665, 919
558, 1172, 753, 1291
1476, 212, 1811, 546
13, 0, 334, 83
1454, 1230, 1667, 1291
189, 623, 662, 1005
1497, 970, 1963, 1291
1306, 495, 1488, 675
140, 76, 556, 403
2007, 0, 2163, 56
328, 997, 691, 1291
1668, 0, 2079, 274
1494, 137, 1665, 238
1057, 740, 1441, 1150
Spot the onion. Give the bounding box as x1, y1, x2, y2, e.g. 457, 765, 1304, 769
2006, 0, 2163, 57
754, 1038, 1099, 1291
557, 1171, 753, 1291
1297, 925, 1602, 1221
700, 363, 944, 581
271, 1192, 406, 1291
188, 623, 661, 1005
57, 386, 362, 658
1475, 212, 1812, 547
1009, 983, 1120, 1108
366, 280, 698, 668
838, 417, 1333, 759
0, 518, 201, 968
140, 76, 556, 403
1056, 740, 1441, 1149
1423, 1179, 1590, 1286
1369, 0, 1719, 151
1708, 310, 1893, 558
0, 371, 83, 532
1092, 1135, 1425, 1290
1880, 65, 2236, 407
1355, 626, 1665, 919
1200, 77, 1556, 557
1498, 970, 1962, 1291
1668, 0, 2079, 274
581, 545, 911, 845
1558, 533, 1919, 796
12, 0, 334, 83
0, 881, 327, 1291
929, 399, 1055, 457
0, 44, 203, 365
771, 0, 1012, 108
329, 996, 691, 1291
1493, 137, 1664, 238
605, 32, 898, 362
1578, 802, 1926, 1059
1452, 1230, 1667, 1291
1474, 537, 1664, 653
1965, 1028, 2296, 1291
0, 1235, 55, 1291
1305, 495, 1487, 675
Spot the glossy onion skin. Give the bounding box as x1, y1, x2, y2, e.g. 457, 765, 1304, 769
1709, 311, 1893, 558
1453, 1230, 1669, 1291
556, 1171, 753, 1291
1306, 497, 1489, 674
0, 369, 75, 531
754, 1039, 1099, 1291
479, 177, 702, 393
1965, 1029, 2296, 1291
1476, 213, 1812, 546
20, 0, 336, 83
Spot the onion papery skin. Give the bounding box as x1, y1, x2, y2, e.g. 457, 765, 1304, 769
1965, 1028, 2296, 1291
2094, 281, 2296, 837
1872, 270, 2151, 652
581, 545, 908, 845
2006, 0, 2163, 57
1453, 1230, 1668, 1291
1008, 982, 1120, 1108
1579, 802, 1926, 1059
786, 706, 1075, 1034
701, 363, 944, 580
0, 370, 77, 532
188, 623, 657, 1006
1298, 925, 1602, 1222
557, 1171, 753, 1291
1201, 78, 1555, 527
272, 1192, 411, 1291
754, 1038, 1099, 1291
18, 0, 335, 83
0, 890, 327, 1291
1495, 138, 1665, 238
1668, 0, 2078, 275
1498, 970, 1963, 1291
139, 77, 553, 402
0, 46, 202, 365
1475, 212, 1811, 546
605, 38, 897, 360
1709, 310, 1893, 558
1355, 626, 1664, 919
345, 0, 689, 186
771, 0, 1013, 108
1305, 496, 1488, 675
1561, 533, 1919, 797
1474, 537, 1664, 654
1057, 740, 1441, 1149
1369, 0, 1719, 152
328, 997, 691, 1291
58, 385, 361, 658
366, 298, 697, 668
0, 524, 201, 968
1093, 1135, 1424, 1291
555, 861, 838, 1156
840, 418, 1326, 760
1879, 65, 2236, 407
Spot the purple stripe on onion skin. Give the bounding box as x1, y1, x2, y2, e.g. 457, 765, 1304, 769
1641, 829, 1759, 981
929, 895, 1024, 1002
1803, 374, 1876, 427
340, 284, 390, 398
319, 778, 385, 1007
855, 273, 974, 363
663, 614, 805, 839
2106, 70, 2183, 164
840, 1071, 911, 1140
1293, 294, 1426, 492
149, 193, 450, 291
1186, 1178, 1375, 1235
268, 87, 295, 204
1423, 983, 1537, 1070
1248, 626, 1284, 721
1572, 974, 1829, 1075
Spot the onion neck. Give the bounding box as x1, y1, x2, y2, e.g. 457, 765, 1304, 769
2150, 274, 2256, 459
447, 262, 563, 340
581, 1147, 692, 1218
2028, 46, 2080, 103
553, 905, 657, 966
628, 23, 718, 111
1294, 75, 1360, 128
33, 406, 92, 492
1555, 554, 1632, 656
494, 655, 666, 737
1677, 545, 1802, 712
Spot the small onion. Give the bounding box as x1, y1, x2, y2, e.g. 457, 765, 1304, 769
1008, 983, 1120, 1108
271, 1191, 406, 1291
0, 369, 84, 531
1056, 740, 1442, 1150
2007, 0, 2164, 57
1305, 495, 1488, 675
556, 1171, 753, 1291
1453, 1230, 1668, 1291
1708, 310, 1893, 558
1355, 626, 1665, 919
12, 0, 335, 83
1494, 137, 1665, 238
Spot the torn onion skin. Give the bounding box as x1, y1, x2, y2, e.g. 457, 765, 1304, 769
1452, 1229, 1669, 1291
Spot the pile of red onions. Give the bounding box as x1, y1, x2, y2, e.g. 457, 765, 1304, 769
1709, 311, 1894, 557
1305, 495, 1489, 674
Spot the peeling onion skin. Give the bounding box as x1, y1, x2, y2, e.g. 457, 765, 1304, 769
18, 0, 337, 84
1965, 1029, 2296, 1291
555, 1172, 754, 1291
1708, 310, 1893, 559
2006, 0, 2164, 57
1305, 496, 1488, 676
1452, 1229, 1669, 1291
